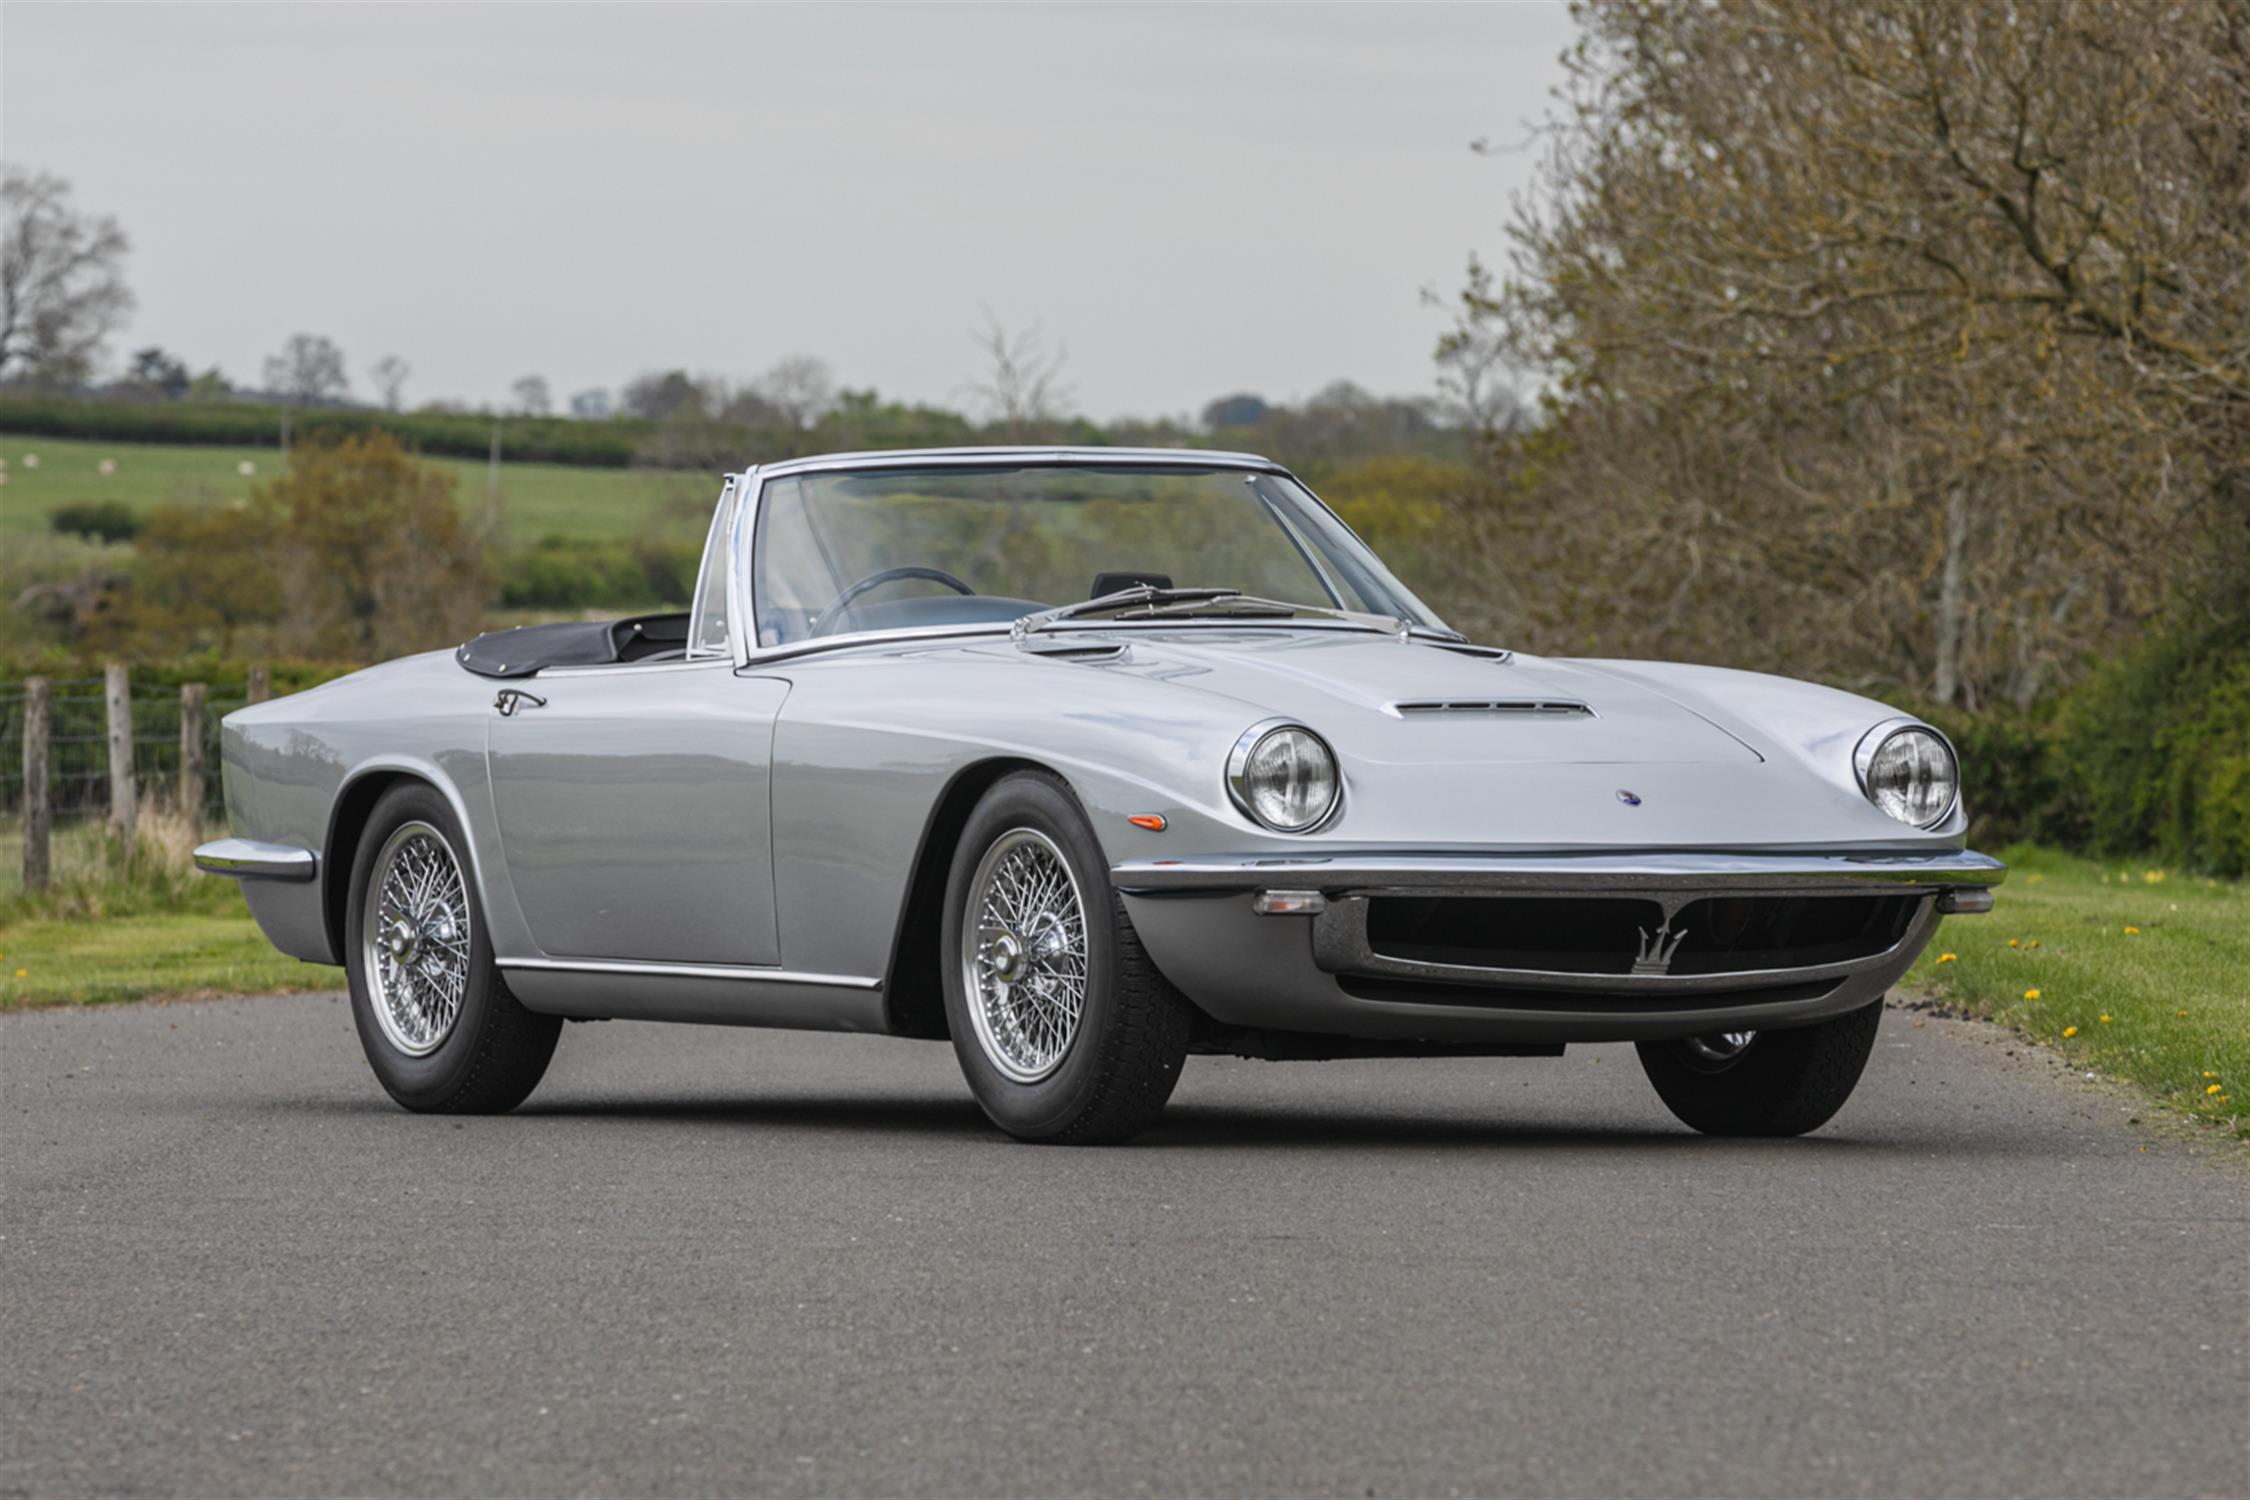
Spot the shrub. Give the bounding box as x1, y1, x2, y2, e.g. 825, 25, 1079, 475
49, 500, 139, 543
498, 536, 699, 610
2055, 613, 2250, 876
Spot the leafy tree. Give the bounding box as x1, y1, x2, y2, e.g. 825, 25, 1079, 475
0, 167, 133, 384
1201, 393, 1269, 430
263, 333, 348, 406
510, 374, 551, 416
569, 387, 613, 419
123, 347, 190, 399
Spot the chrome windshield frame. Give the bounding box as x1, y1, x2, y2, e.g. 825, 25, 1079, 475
723, 447, 1440, 667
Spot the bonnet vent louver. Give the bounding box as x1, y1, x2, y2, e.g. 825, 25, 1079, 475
1390, 700, 1593, 718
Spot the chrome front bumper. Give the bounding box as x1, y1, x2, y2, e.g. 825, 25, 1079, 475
1110, 847, 2006, 897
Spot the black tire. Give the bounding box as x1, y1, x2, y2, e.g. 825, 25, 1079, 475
1635, 997, 1883, 1137
344, 782, 561, 1114
940, 771, 1194, 1144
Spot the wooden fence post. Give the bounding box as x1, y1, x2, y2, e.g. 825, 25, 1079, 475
179, 682, 207, 825
22, 677, 50, 891
105, 662, 137, 845
247, 667, 271, 705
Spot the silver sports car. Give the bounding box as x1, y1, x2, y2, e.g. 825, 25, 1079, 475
198, 447, 2002, 1143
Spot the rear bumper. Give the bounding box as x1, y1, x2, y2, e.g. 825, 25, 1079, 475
193, 838, 318, 881
1114, 847, 2001, 1046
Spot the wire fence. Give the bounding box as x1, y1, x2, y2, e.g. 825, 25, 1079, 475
0, 675, 251, 824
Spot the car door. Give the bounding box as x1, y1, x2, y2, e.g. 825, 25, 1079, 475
485, 660, 788, 965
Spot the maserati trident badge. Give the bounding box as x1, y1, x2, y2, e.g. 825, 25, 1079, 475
1633, 922, 1689, 975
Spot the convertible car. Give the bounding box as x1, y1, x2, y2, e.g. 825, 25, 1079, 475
199, 447, 2001, 1143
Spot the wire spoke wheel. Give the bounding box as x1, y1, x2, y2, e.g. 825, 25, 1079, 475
361, 820, 473, 1057
961, 827, 1089, 1083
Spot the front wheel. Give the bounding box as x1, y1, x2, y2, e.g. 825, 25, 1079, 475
344, 782, 561, 1113
940, 771, 1194, 1144
1635, 997, 1883, 1136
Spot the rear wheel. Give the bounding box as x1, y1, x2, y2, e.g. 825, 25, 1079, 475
940, 771, 1194, 1144
1635, 998, 1883, 1136
344, 782, 561, 1113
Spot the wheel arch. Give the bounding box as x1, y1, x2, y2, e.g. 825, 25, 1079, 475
881, 755, 1057, 1039
321, 761, 491, 964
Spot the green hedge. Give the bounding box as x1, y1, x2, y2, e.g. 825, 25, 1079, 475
498, 536, 699, 610
1924, 613, 2250, 877
0, 395, 645, 468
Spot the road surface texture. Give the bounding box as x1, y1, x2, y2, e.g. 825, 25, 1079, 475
3, 992, 2244, 1499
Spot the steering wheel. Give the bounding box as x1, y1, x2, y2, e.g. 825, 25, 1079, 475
808, 566, 977, 638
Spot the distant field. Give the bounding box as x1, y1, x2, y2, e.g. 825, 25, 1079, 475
0, 433, 715, 547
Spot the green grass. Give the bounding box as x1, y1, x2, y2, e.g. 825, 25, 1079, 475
0, 432, 713, 549
0, 908, 323, 1007
1907, 844, 2249, 1133
0, 816, 328, 1009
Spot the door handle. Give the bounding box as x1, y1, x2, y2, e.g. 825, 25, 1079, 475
494, 688, 547, 717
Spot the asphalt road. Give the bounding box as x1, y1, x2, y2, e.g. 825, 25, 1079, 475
2, 994, 2244, 1499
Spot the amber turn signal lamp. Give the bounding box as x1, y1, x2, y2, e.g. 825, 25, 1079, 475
1127, 813, 1167, 832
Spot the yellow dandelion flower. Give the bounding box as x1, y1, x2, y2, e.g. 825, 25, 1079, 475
2008, 938, 2021, 949
2143, 869, 2166, 883
2025, 939, 2040, 950
2025, 988, 2043, 1000
2060, 1023, 2076, 1036
2123, 925, 2140, 935
2208, 1084, 2225, 1096
2178, 1010, 2189, 1018
2205, 1071, 2220, 1078
2099, 1014, 2112, 1023
1936, 952, 1957, 963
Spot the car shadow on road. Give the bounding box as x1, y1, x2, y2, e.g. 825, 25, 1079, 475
312, 1091, 1920, 1156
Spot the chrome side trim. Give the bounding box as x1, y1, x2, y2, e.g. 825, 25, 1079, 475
1311, 893, 1940, 996
194, 838, 319, 882
1111, 848, 2007, 894
497, 956, 881, 989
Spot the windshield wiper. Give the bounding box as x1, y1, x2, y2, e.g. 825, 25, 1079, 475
1012, 585, 1346, 641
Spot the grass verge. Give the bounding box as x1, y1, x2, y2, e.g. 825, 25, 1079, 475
1906, 843, 2248, 1135
0, 806, 328, 1010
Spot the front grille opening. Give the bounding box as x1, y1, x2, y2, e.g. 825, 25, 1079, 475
1666, 895, 1918, 974
1362, 893, 1922, 977
1367, 896, 1664, 975
1338, 975, 1841, 1011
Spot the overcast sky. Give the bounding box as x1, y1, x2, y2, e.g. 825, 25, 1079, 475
2, 3, 1572, 419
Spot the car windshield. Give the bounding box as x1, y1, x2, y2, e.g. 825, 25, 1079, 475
749, 463, 1439, 647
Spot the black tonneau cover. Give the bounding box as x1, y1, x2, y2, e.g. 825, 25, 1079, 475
455, 612, 691, 679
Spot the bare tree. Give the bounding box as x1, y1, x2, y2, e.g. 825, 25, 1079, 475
263, 333, 348, 406
0, 167, 133, 384
754, 355, 837, 434
368, 355, 411, 412
1467, 0, 2248, 707
510, 374, 552, 417
966, 311, 1072, 440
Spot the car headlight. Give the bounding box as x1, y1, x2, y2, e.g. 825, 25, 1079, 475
1227, 721, 1339, 833
1854, 719, 1959, 828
